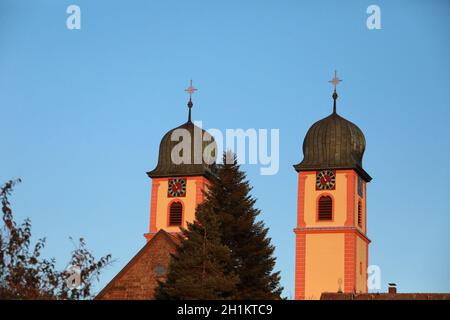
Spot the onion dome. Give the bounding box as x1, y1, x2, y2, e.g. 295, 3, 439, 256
147, 81, 217, 178
294, 74, 371, 181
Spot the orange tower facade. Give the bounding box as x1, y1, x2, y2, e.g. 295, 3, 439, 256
294, 74, 372, 300
144, 175, 208, 240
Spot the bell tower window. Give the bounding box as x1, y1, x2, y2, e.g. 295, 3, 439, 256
169, 201, 183, 226
318, 195, 333, 221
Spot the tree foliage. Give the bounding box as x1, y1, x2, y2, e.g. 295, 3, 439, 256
212, 153, 283, 299
0, 179, 112, 300
156, 152, 283, 300
155, 199, 239, 299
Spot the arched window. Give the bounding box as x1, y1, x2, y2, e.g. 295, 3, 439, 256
318, 196, 332, 220
169, 202, 183, 226
357, 201, 362, 227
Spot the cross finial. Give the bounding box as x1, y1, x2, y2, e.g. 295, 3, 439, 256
185, 79, 197, 101
328, 70, 342, 114
328, 70, 342, 92
184, 80, 197, 122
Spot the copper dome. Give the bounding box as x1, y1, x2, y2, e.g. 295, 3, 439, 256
294, 101, 371, 181
147, 121, 217, 178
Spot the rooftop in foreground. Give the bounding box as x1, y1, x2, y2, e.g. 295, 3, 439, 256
321, 292, 450, 300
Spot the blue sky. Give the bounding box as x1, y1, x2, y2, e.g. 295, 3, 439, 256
1, 0, 449, 298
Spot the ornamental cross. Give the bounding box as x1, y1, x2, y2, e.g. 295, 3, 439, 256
328, 70, 342, 92
184, 80, 197, 101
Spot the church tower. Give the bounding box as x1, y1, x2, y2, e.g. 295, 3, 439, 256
145, 81, 216, 240
294, 72, 372, 300
96, 81, 216, 300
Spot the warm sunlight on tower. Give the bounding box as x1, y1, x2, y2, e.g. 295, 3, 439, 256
293, 72, 372, 300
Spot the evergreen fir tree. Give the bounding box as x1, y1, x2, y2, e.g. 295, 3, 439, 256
212, 152, 283, 299
155, 199, 238, 300
156, 152, 282, 300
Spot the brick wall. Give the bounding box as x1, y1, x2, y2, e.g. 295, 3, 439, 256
96, 231, 178, 300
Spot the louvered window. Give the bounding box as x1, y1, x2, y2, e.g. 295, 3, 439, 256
169, 202, 183, 226
358, 201, 362, 227
318, 196, 332, 220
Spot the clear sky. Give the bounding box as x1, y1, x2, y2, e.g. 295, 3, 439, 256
1, 0, 449, 298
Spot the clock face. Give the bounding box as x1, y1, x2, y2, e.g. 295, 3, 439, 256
168, 178, 187, 197
316, 170, 336, 190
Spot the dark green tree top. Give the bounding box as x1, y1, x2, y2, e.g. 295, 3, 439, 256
212, 152, 283, 299
155, 199, 238, 300
156, 152, 283, 300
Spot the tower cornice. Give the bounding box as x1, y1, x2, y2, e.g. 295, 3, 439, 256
293, 226, 371, 244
